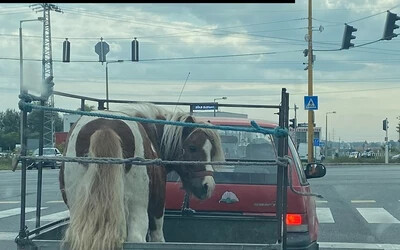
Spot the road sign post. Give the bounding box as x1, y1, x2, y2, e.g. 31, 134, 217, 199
95, 38, 109, 63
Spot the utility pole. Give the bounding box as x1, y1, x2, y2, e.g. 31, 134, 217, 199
30, 3, 62, 148
307, 0, 314, 163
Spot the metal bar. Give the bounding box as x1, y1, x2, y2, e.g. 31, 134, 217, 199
53, 90, 101, 102
276, 90, 284, 247
52, 91, 280, 109
35, 100, 45, 229
80, 99, 85, 111
18, 109, 28, 244
281, 90, 289, 250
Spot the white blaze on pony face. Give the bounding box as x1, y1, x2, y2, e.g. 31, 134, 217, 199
202, 139, 216, 198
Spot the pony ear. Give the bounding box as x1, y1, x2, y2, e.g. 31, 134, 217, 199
182, 115, 195, 139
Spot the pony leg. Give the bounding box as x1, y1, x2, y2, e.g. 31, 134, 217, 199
126, 206, 149, 242
125, 167, 150, 242
149, 215, 165, 242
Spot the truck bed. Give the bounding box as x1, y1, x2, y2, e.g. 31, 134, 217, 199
23, 211, 280, 250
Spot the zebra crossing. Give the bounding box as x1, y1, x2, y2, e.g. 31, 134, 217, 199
316, 199, 400, 224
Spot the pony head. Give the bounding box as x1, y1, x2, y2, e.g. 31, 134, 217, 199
162, 114, 224, 200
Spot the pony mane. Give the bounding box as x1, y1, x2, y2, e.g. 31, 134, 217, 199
161, 112, 190, 161
161, 113, 225, 162
117, 103, 173, 121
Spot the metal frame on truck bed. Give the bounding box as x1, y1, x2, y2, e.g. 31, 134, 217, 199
14, 86, 290, 250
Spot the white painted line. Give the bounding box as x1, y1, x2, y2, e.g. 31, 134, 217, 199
0, 201, 20, 204
28, 210, 69, 222
0, 207, 47, 219
315, 200, 328, 203
357, 208, 400, 223
320, 241, 400, 249
0, 232, 17, 240
351, 200, 376, 203
45, 200, 65, 204
316, 207, 335, 223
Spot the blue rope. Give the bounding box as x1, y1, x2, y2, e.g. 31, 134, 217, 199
19, 102, 288, 137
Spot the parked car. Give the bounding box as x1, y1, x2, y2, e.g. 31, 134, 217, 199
391, 154, 400, 160
165, 117, 326, 250
27, 147, 62, 169
349, 151, 360, 158
361, 150, 373, 158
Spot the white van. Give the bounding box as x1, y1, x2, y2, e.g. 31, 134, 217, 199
297, 143, 324, 162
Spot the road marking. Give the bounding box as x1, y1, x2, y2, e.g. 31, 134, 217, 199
0, 201, 20, 204
316, 200, 328, 204
0, 232, 17, 240
28, 210, 69, 222
357, 208, 400, 223
351, 200, 376, 203
0, 207, 47, 219
46, 200, 65, 204
316, 207, 335, 223
319, 241, 400, 249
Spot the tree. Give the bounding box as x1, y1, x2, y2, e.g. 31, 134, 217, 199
79, 104, 96, 111
0, 109, 20, 134
0, 109, 20, 151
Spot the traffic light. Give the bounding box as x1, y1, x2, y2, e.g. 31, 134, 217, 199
383, 119, 388, 131
62, 38, 70, 63
303, 49, 308, 57
290, 118, 297, 129
341, 24, 357, 49
131, 37, 139, 62
383, 11, 400, 40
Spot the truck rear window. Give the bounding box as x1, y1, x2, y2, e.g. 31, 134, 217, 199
167, 129, 278, 185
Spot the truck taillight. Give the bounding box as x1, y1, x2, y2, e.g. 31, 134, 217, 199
286, 214, 302, 225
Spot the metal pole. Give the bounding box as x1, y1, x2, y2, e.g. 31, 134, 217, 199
325, 113, 328, 158
18, 21, 27, 244
106, 62, 109, 110
36, 101, 44, 229
307, 0, 314, 163
385, 118, 389, 164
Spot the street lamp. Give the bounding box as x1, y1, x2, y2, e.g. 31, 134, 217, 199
20, 17, 44, 95
213, 97, 227, 117
325, 111, 336, 158
105, 60, 124, 110
19, 16, 43, 239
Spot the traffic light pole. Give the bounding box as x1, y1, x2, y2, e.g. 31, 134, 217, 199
385, 118, 389, 164
307, 0, 314, 163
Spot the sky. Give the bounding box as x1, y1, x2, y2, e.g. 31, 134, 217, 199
0, 1, 400, 143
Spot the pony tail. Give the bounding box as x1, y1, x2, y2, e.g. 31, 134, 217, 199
63, 128, 126, 250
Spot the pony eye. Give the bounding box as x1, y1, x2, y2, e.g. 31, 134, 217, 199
188, 145, 197, 152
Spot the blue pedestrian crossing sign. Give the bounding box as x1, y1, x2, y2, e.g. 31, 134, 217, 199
313, 138, 320, 146
304, 96, 318, 110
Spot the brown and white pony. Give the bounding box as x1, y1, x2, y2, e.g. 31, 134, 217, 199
59, 105, 224, 250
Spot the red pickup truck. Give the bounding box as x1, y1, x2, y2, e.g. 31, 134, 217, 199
165, 117, 326, 250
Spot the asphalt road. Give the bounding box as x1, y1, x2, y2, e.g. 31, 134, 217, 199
0, 165, 400, 250
309, 164, 400, 249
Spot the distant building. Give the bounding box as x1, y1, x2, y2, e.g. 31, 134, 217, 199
63, 114, 81, 132
289, 123, 321, 148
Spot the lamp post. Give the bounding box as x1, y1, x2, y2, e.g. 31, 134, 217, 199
19, 16, 43, 239
325, 111, 336, 158
105, 60, 124, 110
213, 97, 227, 117
20, 17, 44, 96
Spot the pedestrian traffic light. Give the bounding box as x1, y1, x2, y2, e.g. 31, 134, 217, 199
341, 24, 357, 49
290, 118, 297, 129
382, 11, 400, 40
383, 119, 388, 131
